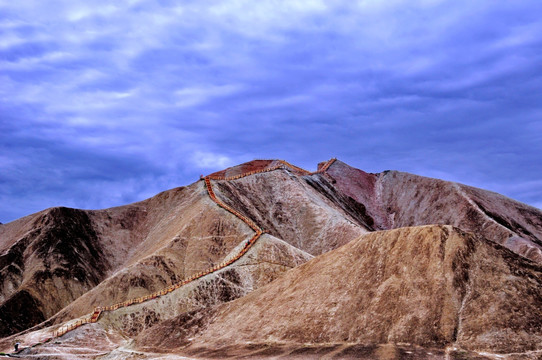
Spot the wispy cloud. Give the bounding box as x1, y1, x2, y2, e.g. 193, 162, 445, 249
191, 151, 234, 170
1, 0, 542, 221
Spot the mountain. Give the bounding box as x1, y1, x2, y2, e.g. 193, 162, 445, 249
0, 159, 541, 359
139, 225, 542, 358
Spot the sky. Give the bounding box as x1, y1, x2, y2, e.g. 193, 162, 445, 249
1, 0, 542, 223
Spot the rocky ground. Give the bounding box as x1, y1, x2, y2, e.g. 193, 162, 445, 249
1, 159, 541, 359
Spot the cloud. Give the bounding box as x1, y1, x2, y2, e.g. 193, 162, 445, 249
1, 0, 542, 221
191, 151, 234, 170
174, 84, 244, 108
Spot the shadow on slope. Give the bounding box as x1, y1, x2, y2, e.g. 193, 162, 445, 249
326, 160, 542, 263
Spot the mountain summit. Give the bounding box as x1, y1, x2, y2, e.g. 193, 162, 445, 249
1, 159, 541, 359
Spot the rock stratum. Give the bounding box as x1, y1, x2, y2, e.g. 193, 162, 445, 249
0, 159, 541, 359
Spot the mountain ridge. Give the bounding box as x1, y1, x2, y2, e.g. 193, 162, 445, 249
1, 158, 541, 359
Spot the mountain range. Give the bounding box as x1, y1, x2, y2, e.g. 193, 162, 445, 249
0, 159, 541, 359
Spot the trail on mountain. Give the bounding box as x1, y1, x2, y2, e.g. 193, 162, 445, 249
11, 159, 336, 353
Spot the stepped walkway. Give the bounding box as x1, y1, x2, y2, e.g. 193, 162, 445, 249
9, 159, 336, 354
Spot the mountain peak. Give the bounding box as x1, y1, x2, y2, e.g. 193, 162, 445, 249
207, 158, 337, 178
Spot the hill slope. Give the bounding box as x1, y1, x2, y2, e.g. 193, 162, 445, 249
326, 160, 542, 262
1, 158, 541, 359
138, 225, 542, 358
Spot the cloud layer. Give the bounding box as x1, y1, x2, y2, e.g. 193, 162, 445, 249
1, 0, 542, 222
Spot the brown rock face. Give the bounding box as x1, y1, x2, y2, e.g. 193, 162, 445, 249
212, 170, 369, 255
326, 160, 542, 262
1, 159, 541, 359
165, 226, 542, 354
0, 207, 110, 336
97, 234, 312, 338
0, 161, 365, 337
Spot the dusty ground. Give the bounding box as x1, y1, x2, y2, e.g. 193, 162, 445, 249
2, 159, 542, 359
141, 226, 541, 357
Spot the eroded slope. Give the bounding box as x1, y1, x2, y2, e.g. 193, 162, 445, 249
0, 234, 313, 357
0, 207, 109, 337
326, 160, 542, 263
213, 169, 368, 255
150, 225, 542, 356
0, 184, 200, 336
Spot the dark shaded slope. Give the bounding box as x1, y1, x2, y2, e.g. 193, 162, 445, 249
324, 159, 389, 229
460, 184, 542, 252
303, 173, 377, 231
0, 207, 109, 336
326, 160, 542, 263
0, 186, 189, 336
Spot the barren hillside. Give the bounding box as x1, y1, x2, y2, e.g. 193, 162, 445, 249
162, 225, 541, 357
1, 158, 541, 359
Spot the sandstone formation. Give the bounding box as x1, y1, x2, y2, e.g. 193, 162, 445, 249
1, 158, 541, 359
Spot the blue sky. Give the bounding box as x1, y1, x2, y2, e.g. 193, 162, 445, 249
1, 0, 542, 223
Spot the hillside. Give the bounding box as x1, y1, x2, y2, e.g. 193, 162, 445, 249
1, 158, 541, 359
157, 225, 541, 357
325, 160, 542, 262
